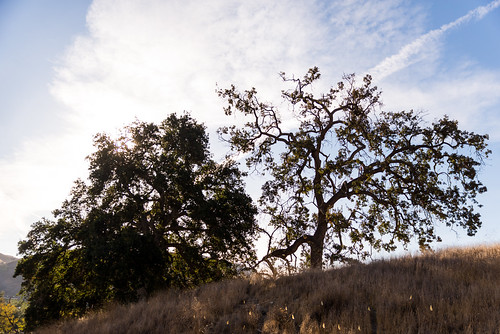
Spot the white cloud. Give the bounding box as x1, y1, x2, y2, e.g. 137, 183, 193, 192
319, 0, 425, 75
52, 0, 328, 130
369, 0, 500, 81
381, 69, 500, 139
0, 133, 89, 255
51, 0, 422, 131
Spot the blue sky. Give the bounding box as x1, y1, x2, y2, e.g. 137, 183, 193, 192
1, 0, 499, 256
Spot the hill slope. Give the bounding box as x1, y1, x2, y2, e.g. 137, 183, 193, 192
0, 253, 22, 298
37, 245, 500, 333
0, 253, 17, 265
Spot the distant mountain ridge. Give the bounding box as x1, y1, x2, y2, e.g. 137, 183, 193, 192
0, 253, 22, 297
0, 253, 17, 265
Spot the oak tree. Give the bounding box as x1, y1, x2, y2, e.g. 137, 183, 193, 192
15, 114, 258, 329
218, 67, 489, 269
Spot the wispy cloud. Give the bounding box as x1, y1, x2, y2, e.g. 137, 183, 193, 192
51, 0, 328, 130
369, 0, 500, 80
51, 0, 421, 131
0, 133, 89, 250
381, 69, 500, 136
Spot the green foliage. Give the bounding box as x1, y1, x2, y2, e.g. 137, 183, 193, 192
218, 67, 490, 268
15, 114, 258, 330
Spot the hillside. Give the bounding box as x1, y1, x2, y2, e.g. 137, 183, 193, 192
0, 253, 17, 265
0, 253, 22, 298
36, 245, 500, 333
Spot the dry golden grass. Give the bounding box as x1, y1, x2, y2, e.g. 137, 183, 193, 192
35, 245, 500, 333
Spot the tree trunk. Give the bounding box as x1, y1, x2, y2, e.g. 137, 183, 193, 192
310, 212, 328, 269
310, 238, 324, 269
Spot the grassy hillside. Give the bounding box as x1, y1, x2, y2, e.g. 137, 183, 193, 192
36, 245, 500, 333
0, 254, 21, 298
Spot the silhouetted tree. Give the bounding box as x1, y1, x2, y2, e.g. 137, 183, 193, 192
15, 114, 258, 329
218, 67, 489, 269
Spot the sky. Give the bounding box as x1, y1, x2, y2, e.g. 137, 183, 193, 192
1, 0, 499, 257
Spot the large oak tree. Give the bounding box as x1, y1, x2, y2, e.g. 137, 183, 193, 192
15, 114, 258, 329
218, 67, 489, 269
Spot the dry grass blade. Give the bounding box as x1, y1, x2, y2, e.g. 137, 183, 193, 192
35, 245, 500, 334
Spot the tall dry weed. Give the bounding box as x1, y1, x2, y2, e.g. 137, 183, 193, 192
35, 245, 500, 333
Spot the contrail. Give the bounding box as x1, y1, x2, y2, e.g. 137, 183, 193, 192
369, 0, 500, 80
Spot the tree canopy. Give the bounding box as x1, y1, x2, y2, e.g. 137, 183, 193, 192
15, 114, 258, 329
0, 294, 24, 334
218, 67, 489, 269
